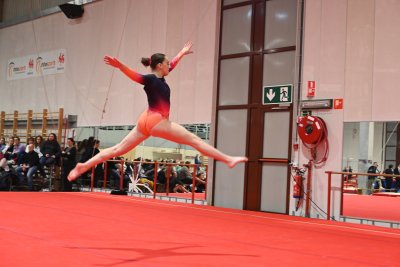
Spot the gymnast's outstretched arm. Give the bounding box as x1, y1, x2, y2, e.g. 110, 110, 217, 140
169, 41, 193, 72
104, 55, 145, 84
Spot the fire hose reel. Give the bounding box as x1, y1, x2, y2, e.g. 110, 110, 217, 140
297, 116, 329, 165
297, 116, 326, 145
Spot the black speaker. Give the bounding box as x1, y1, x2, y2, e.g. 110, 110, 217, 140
110, 190, 128, 195
59, 3, 84, 19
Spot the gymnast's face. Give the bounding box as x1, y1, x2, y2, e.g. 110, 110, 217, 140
156, 58, 170, 77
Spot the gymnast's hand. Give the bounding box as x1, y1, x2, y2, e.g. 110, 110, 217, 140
104, 55, 122, 68
181, 41, 194, 56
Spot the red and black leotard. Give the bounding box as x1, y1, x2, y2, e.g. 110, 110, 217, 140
119, 57, 179, 118
118, 57, 179, 135
141, 74, 171, 118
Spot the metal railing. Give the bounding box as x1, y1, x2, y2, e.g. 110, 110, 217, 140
87, 160, 208, 204
325, 171, 400, 220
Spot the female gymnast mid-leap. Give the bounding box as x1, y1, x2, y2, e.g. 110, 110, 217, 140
68, 42, 248, 181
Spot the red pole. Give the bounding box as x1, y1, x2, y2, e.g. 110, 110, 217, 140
133, 162, 138, 179
103, 161, 108, 189
305, 161, 312, 218
119, 159, 124, 190
327, 171, 332, 220
166, 164, 171, 196
191, 164, 196, 204
63, 118, 68, 148
90, 167, 95, 192
204, 165, 208, 200
153, 162, 158, 199
340, 173, 344, 216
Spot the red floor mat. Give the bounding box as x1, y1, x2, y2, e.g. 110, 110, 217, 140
1, 192, 400, 266
343, 193, 400, 221
157, 192, 205, 200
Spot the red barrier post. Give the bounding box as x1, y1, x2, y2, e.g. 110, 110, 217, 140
119, 159, 124, 190
90, 167, 95, 192
153, 162, 158, 199
103, 161, 108, 189
327, 171, 332, 221
305, 161, 312, 217
166, 164, 171, 196
191, 164, 196, 204
204, 165, 208, 200
340, 173, 344, 216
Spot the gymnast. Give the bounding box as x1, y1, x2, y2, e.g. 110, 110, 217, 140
68, 42, 247, 181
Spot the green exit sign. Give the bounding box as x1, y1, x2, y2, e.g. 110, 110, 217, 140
263, 84, 293, 105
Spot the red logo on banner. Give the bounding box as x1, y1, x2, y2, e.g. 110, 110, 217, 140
58, 53, 65, 64
307, 81, 315, 97
334, 99, 343, 109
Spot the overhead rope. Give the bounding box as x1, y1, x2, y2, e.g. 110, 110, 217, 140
378, 122, 399, 168
31, 21, 52, 112
100, 0, 132, 123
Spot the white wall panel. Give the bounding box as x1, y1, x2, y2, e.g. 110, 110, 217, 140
372, 0, 400, 121
0, 0, 218, 126
299, 0, 347, 219
343, 0, 375, 121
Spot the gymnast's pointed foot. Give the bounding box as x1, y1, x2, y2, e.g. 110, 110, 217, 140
227, 156, 248, 168
67, 163, 87, 181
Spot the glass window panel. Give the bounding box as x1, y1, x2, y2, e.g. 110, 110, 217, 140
224, 0, 248, 5
265, 0, 298, 49
263, 111, 290, 158
386, 122, 398, 132
263, 51, 295, 86
219, 57, 250, 105
260, 163, 288, 213
217, 109, 248, 156
221, 5, 252, 55
385, 147, 396, 161
214, 109, 248, 209
385, 133, 397, 146
214, 162, 245, 209
385, 161, 396, 169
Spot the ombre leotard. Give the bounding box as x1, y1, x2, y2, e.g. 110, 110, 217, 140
137, 74, 171, 135
119, 59, 178, 136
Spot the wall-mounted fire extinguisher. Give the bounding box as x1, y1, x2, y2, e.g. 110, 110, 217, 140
292, 165, 306, 198
293, 174, 303, 199
291, 165, 307, 211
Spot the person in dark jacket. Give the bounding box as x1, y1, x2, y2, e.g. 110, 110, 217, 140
383, 164, 395, 190
79, 138, 98, 163
393, 164, 400, 192
178, 161, 193, 185
61, 138, 76, 191
80, 139, 103, 184
40, 133, 61, 167
0, 137, 14, 171
367, 162, 382, 193
16, 144, 40, 190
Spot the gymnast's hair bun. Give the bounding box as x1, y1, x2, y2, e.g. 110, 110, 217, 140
141, 57, 151, 67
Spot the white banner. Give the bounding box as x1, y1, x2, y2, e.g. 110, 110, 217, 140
7, 49, 66, 81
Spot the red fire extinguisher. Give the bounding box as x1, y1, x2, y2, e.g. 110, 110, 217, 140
293, 174, 303, 199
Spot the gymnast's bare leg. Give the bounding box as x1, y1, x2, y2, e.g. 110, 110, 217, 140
150, 119, 247, 168
68, 127, 148, 181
